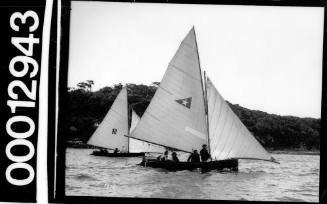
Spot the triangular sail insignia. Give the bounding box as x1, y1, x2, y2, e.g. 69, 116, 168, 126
87, 87, 129, 152
129, 110, 165, 153
175, 97, 192, 109
206, 77, 274, 161
130, 27, 208, 153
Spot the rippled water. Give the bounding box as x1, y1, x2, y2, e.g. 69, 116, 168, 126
65, 148, 319, 202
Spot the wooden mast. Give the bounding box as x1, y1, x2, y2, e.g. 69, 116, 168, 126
126, 85, 130, 153
203, 71, 211, 154
193, 27, 211, 154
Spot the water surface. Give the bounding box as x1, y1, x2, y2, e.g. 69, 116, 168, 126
65, 148, 319, 202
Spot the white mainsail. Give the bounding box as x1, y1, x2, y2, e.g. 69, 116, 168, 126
129, 110, 165, 153
87, 87, 129, 152
206, 78, 274, 161
130, 27, 208, 153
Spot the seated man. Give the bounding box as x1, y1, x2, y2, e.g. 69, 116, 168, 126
187, 150, 200, 162
113, 148, 119, 154
200, 144, 211, 162
161, 150, 169, 161
171, 152, 179, 162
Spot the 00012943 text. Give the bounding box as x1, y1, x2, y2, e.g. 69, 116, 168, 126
5, 10, 40, 186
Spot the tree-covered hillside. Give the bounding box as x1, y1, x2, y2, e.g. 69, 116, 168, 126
66, 81, 320, 151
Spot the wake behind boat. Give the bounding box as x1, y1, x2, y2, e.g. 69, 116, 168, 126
126, 27, 279, 171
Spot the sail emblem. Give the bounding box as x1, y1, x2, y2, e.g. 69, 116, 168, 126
112, 128, 117, 134
175, 97, 192, 108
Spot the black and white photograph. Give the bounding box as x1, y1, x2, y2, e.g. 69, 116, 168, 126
63, 1, 323, 202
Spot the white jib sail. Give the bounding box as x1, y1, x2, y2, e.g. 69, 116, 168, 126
206, 78, 274, 161
129, 110, 165, 153
130, 27, 208, 153
87, 87, 129, 152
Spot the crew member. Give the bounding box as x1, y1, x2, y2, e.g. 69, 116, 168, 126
161, 150, 169, 161
200, 144, 211, 162
187, 150, 200, 162
172, 152, 179, 162
114, 148, 119, 154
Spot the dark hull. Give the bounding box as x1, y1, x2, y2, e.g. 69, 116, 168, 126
139, 159, 238, 171
91, 151, 145, 157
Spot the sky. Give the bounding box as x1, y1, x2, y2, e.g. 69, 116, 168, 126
68, 1, 323, 118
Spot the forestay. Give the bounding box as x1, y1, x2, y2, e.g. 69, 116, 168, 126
130, 27, 208, 153
206, 78, 274, 161
129, 110, 165, 153
87, 87, 129, 152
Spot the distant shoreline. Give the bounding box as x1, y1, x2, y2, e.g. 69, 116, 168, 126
269, 150, 320, 155
66, 141, 320, 155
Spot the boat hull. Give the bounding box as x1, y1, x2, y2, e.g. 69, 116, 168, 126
139, 158, 238, 171
90, 151, 145, 157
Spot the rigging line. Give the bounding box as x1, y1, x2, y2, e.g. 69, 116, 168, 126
124, 135, 192, 154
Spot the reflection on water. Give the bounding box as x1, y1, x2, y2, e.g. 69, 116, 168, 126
65, 148, 319, 202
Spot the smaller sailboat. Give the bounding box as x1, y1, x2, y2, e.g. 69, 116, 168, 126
87, 86, 163, 157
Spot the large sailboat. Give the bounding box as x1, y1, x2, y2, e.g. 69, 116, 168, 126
126, 27, 278, 170
87, 86, 163, 157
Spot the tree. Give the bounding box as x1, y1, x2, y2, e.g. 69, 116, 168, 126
86, 80, 94, 92
77, 80, 94, 92
66, 81, 321, 150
